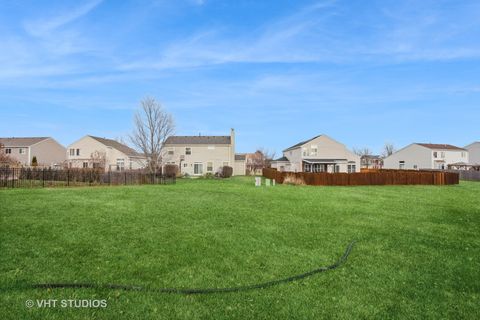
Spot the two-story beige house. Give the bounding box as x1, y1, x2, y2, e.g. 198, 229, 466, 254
383, 143, 468, 170
163, 129, 245, 176
271, 134, 360, 173
0, 137, 66, 167
66, 135, 147, 171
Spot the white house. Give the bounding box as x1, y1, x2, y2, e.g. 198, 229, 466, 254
162, 129, 245, 176
66, 135, 147, 171
383, 143, 468, 170
465, 142, 480, 165
271, 134, 360, 173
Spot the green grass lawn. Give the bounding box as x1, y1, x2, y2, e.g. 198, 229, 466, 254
1, 178, 479, 319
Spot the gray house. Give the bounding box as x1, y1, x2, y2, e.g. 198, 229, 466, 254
0, 137, 66, 167
163, 129, 245, 176
271, 134, 360, 173
465, 142, 480, 166
383, 143, 468, 170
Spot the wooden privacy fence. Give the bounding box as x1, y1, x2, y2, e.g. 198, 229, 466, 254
263, 168, 459, 186
0, 167, 175, 189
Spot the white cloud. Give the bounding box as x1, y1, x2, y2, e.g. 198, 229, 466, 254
23, 0, 103, 37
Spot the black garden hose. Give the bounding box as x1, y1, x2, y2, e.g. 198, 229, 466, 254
30, 241, 356, 295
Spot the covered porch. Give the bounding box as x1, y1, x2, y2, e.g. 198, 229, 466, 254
302, 159, 347, 173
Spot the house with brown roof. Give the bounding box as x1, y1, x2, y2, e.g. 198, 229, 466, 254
162, 129, 245, 176
383, 143, 468, 170
66, 135, 147, 171
0, 137, 66, 167
270, 134, 360, 173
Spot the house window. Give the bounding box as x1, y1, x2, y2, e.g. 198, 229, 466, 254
461, 152, 466, 158
433, 152, 437, 158
194, 163, 203, 175
399, 161, 405, 170
69, 148, 75, 156
76, 149, 80, 156
168, 148, 174, 155
5, 148, 11, 154
335, 165, 340, 173
185, 147, 191, 155
116, 159, 125, 171
302, 148, 308, 156
183, 163, 187, 167
440, 152, 445, 158
310, 146, 317, 156
19, 148, 25, 154
93, 162, 101, 169
413, 165, 418, 169
304, 163, 311, 172
83, 162, 88, 168
207, 162, 213, 172
312, 164, 322, 173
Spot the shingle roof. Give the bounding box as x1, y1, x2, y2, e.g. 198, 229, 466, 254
283, 135, 322, 152
89, 136, 142, 157
0, 137, 49, 147
273, 156, 289, 162
416, 143, 466, 151
165, 136, 231, 145
235, 154, 246, 161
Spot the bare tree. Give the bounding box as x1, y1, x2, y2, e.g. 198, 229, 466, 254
353, 147, 373, 157
0, 143, 15, 166
130, 97, 175, 173
258, 147, 276, 169
382, 143, 396, 158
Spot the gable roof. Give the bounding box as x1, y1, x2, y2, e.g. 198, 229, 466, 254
165, 136, 231, 145
88, 136, 142, 157
0, 137, 49, 147
273, 156, 289, 162
283, 135, 322, 152
465, 141, 480, 148
416, 143, 466, 151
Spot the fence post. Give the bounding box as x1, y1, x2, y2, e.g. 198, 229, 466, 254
67, 169, 70, 187
42, 168, 45, 188
108, 170, 111, 185
124, 171, 127, 185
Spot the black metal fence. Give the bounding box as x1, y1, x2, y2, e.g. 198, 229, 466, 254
0, 168, 175, 189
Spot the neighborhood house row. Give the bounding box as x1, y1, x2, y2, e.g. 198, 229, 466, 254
1, 131, 479, 175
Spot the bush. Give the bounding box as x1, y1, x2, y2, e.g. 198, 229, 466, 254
203, 172, 215, 179
221, 166, 233, 178
164, 164, 179, 177
283, 174, 305, 186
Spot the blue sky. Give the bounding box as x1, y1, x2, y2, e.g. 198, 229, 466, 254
0, 0, 479, 155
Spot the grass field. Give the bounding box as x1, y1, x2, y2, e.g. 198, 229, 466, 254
1, 177, 479, 319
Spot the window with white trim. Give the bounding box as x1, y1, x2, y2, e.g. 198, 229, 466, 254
168, 148, 174, 155
399, 161, 405, 170
5, 148, 11, 154
76, 149, 80, 156
19, 148, 25, 154
69, 148, 75, 156
207, 162, 213, 172
185, 147, 191, 155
